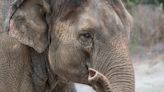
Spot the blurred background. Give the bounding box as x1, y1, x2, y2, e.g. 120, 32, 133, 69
126, 0, 164, 92
76, 0, 164, 92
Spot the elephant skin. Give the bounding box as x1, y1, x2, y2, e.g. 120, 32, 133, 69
88, 68, 112, 92
0, 0, 134, 92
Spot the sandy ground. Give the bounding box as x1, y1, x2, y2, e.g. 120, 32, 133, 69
75, 54, 164, 92
134, 54, 164, 92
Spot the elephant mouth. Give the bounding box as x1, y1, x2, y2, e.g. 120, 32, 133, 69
75, 65, 90, 84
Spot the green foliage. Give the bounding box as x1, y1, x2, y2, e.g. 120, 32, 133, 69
158, 0, 164, 4
125, 0, 164, 6
125, 0, 141, 6
127, 0, 141, 4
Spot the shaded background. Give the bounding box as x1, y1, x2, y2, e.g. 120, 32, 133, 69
76, 0, 164, 92
127, 0, 164, 92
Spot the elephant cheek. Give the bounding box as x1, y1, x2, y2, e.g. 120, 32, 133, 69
48, 45, 89, 83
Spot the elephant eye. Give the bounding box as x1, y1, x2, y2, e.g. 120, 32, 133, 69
82, 33, 92, 39
78, 32, 93, 46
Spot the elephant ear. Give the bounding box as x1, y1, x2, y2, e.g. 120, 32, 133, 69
110, 0, 133, 35
8, 0, 50, 53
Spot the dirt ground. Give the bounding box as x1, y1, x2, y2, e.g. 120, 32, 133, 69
133, 54, 164, 92
75, 52, 164, 92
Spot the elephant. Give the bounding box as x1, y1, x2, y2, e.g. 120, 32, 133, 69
0, 0, 134, 92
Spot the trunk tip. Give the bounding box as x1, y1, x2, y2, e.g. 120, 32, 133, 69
88, 68, 98, 81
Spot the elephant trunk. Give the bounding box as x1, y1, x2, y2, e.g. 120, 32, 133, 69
88, 68, 112, 92
92, 52, 134, 92
92, 36, 135, 92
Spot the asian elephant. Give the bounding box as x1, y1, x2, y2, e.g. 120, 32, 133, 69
0, 0, 134, 92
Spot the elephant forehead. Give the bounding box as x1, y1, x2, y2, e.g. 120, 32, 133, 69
52, 0, 124, 36
78, 15, 99, 30
77, 0, 103, 30
78, 0, 123, 33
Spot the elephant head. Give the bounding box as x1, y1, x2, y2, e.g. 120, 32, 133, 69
8, 0, 134, 92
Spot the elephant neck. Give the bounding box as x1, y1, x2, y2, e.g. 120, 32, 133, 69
37, 48, 70, 91
30, 47, 70, 91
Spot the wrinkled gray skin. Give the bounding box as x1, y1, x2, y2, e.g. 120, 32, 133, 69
0, 0, 134, 92
88, 68, 112, 92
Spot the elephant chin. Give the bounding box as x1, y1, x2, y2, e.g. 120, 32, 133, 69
88, 68, 112, 92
